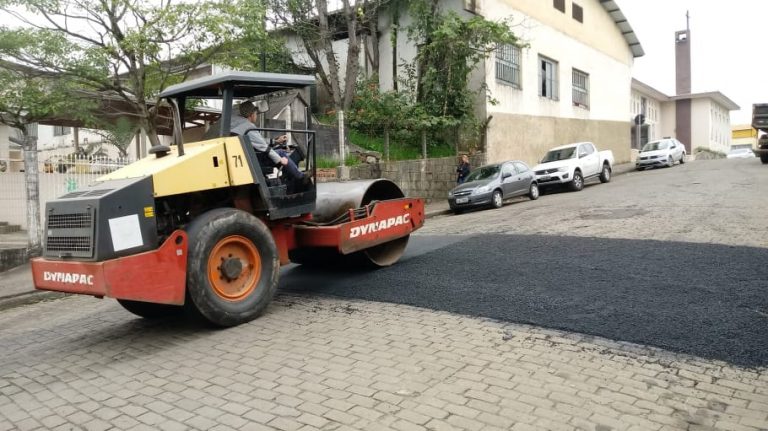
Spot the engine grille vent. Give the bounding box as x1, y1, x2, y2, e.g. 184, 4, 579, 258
46, 236, 92, 252
48, 213, 92, 229
44, 207, 95, 259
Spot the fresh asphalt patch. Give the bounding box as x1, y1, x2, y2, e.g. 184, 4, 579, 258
281, 234, 768, 368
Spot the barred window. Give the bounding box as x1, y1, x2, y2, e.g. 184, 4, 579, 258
496, 44, 521, 88
572, 3, 583, 22
539, 56, 559, 100
53, 126, 71, 136
572, 68, 589, 109
554, 0, 565, 13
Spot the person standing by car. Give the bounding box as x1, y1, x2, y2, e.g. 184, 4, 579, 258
456, 154, 471, 184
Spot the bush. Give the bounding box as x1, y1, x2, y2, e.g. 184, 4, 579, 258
693, 147, 727, 160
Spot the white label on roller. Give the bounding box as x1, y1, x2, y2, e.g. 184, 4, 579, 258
108, 214, 144, 252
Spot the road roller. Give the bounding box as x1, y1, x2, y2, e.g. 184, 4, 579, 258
30, 71, 425, 326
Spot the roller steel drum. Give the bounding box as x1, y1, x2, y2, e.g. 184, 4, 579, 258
292, 179, 411, 267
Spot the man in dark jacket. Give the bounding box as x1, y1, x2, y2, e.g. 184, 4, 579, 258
456, 154, 470, 184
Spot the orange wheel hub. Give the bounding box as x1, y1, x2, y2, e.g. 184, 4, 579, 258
207, 235, 261, 301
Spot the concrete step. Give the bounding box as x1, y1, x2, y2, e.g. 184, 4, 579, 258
0, 225, 21, 234
0, 247, 28, 273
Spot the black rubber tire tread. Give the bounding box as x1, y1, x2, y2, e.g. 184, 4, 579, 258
490, 190, 503, 209
680, 153, 686, 164
185, 208, 279, 327
569, 171, 584, 192
528, 183, 540, 200
599, 164, 611, 183
761, 155, 768, 164
117, 299, 183, 319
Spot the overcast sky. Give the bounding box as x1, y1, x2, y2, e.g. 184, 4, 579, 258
615, 0, 766, 125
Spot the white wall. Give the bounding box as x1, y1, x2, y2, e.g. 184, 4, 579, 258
691, 99, 732, 154
482, 0, 634, 123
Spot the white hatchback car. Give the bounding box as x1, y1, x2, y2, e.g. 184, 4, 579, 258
636, 138, 686, 170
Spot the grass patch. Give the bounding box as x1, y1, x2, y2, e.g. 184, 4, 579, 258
694, 147, 727, 159
316, 154, 360, 169
348, 129, 455, 161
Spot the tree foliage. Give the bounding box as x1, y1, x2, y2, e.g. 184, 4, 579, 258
266, 0, 387, 112
0, 63, 95, 251
349, 0, 517, 155
408, 1, 517, 122
0, 0, 272, 146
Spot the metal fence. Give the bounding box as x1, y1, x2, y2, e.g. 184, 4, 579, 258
0, 155, 133, 231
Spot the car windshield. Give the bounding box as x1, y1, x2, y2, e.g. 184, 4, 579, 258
541, 147, 576, 162
642, 141, 669, 151
464, 165, 500, 182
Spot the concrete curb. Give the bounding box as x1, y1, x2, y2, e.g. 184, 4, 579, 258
0, 291, 67, 312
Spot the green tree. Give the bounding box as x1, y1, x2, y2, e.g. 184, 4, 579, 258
407, 1, 517, 122
0, 0, 271, 147
0, 63, 96, 252
267, 0, 388, 112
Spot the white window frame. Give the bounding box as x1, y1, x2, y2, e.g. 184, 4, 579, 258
496, 44, 521, 88
572, 68, 589, 109
538, 56, 559, 100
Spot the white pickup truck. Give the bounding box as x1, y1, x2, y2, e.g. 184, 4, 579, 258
532, 142, 614, 191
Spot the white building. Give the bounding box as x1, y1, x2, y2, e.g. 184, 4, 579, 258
287, 0, 645, 166
630, 79, 739, 154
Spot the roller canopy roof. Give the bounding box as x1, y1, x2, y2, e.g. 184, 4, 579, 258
159, 71, 316, 99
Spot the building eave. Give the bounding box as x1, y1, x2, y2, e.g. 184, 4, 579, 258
599, 0, 645, 58
631, 78, 671, 101
671, 92, 740, 111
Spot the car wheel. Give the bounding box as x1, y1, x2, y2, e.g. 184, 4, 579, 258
599, 164, 611, 183
680, 153, 686, 164
453, 208, 464, 215
667, 157, 675, 167
490, 190, 503, 209
528, 183, 539, 200
636, 166, 644, 171
569, 171, 584, 192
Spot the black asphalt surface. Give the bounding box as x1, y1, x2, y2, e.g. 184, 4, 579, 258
281, 234, 768, 368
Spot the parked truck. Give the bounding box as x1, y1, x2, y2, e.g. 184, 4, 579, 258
752, 103, 768, 164
30, 71, 425, 327
532, 142, 614, 192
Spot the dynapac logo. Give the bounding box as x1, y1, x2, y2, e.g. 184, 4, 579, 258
43, 271, 94, 286
349, 214, 410, 238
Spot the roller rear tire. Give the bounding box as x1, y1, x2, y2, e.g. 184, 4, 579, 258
185, 208, 279, 327
117, 299, 183, 319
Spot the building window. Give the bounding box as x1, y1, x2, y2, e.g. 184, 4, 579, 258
496, 44, 521, 88
572, 3, 583, 22
464, 0, 481, 14
27, 123, 38, 138
553, 0, 565, 13
572, 69, 589, 108
538, 56, 559, 100
53, 126, 71, 136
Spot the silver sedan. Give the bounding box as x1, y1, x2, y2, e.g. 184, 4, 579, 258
447, 161, 539, 214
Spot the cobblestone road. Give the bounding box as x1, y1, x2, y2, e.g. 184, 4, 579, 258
1, 158, 767, 431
